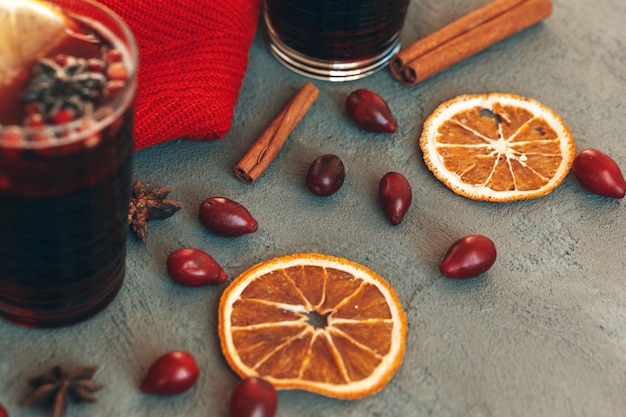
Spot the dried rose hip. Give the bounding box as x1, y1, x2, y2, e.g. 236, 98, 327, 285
306, 154, 345, 196
439, 235, 497, 279
140, 351, 200, 396
379, 171, 412, 225
345, 89, 397, 133
572, 148, 626, 199
198, 197, 258, 237
230, 377, 277, 417
166, 248, 228, 286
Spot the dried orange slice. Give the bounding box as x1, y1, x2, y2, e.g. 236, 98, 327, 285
420, 93, 576, 202
218, 253, 407, 400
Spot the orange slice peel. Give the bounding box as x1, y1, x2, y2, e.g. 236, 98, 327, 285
420, 93, 576, 202
218, 253, 407, 400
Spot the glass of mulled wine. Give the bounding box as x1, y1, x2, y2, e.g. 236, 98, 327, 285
264, 0, 411, 81
0, 0, 138, 328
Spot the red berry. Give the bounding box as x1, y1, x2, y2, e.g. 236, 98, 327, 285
104, 79, 126, 97
140, 351, 200, 396
306, 154, 345, 196
230, 377, 277, 417
53, 54, 70, 67
345, 89, 397, 133
107, 62, 128, 81
23, 113, 45, 128
104, 48, 123, 63
572, 148, 626, 199
0, 402, 9, 417
167, 248, 228, 286
439, 235, 497, 279
52, 109, 75, 125
87, 58, 106, 73
198, 197, 258, 237
379, 171, 412, 225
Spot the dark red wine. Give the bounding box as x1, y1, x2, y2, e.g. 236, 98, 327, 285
0, 112, 133, 328
264, 0, 409, 79
0, 0, 137, 328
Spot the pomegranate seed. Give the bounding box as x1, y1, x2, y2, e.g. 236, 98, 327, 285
87, 58, 106, 73
104, 49, 123, 63
107, 62, 129, 81
53, 54, 70, 67
24, 114, 45, 128
104, 79, 126, 97
52, 109, 75, 125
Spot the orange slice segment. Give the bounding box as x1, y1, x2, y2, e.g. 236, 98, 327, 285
420, 93, 576, 202
218, 253, 407, 400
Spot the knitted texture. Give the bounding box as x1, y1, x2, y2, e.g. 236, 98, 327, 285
97, 0, 262, 150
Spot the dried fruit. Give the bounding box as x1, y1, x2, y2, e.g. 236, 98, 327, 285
572, 148, 626, 199
0, 403, 8, 417
140, 351, 200, 396
439, 235, 497, 279
20, 55, 110, 124
218, 253, 407, 399
379, 171, 412, 225
128, 180, 183, 244
306, 154, 345, 196
345, 89, 397, 133
420, 93, 576, 202
198, 197, 258, 237
230, 377, 277, 417
167, 248, 228, 286
20, 365, 104, 417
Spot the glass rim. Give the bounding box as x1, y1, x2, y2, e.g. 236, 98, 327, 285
0, 0, 139, 149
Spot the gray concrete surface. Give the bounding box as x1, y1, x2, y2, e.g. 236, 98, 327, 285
2, 0, 625, 416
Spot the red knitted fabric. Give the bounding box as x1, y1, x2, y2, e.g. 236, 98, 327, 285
97, 0, 262, 150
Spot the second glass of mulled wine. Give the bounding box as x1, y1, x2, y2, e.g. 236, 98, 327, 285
264, 0, 411, 81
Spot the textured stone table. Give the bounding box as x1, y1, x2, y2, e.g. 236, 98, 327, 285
2, 0, 625, 416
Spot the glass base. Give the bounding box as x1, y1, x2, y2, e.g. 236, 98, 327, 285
264, 10, 401, 82
0, 256, 125, 329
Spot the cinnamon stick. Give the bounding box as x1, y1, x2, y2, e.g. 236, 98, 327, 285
390, 0, 553, 86
235, 82, 319, 184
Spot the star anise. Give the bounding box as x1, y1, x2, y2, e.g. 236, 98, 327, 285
128, 180, 183, 244
21, 365, 104, 417
20, 56, 107, 122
